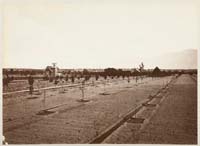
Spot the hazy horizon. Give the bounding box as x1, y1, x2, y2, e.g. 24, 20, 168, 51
2, 48, 198, 70
2, 0, 199, 69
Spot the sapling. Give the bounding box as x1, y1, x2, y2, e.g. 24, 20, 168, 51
81, 81, 85, 100
87, 75, 91, 81
95, 75, 99, 81
28, 75, 34, 96
136, 76, 138, 83
71, 76, 74, 83
103, 80, 106, 93
54, 76, 59, 86
104, 75, 107, 80
43, 89, 46, 110
59, 80, 65, 93
79, 80, 87, 101
92, 77, 95, 86
36, 80, 42, 95
65, 75, 68, 82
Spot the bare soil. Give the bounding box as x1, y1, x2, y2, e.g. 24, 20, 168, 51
3, 76, 174, 144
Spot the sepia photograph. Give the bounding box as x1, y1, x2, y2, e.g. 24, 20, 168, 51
1, 0, 199, 144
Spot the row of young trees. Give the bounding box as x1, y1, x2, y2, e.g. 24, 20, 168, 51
45, 67, 177, 84
3, 67, 184, 83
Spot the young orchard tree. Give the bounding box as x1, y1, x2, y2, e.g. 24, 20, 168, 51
136, 76, 138, 83
95, 74, 99, 81
65, 75, 68, 82
80, 74, 83, 80
80, 80, 85, 101
28, 75, 34, 95
127, 75, 130, 83
84, 75, 89, 82
88, 75, 91, 81
54, 76, 59, 85
71, 76, 75, 83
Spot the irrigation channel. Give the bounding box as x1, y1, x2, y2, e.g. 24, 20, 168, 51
3, 75, 178, 144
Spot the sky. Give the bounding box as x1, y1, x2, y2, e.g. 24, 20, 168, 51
2, 0, 200, 69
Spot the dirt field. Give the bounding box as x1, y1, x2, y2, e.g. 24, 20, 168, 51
3, 75, 196, 144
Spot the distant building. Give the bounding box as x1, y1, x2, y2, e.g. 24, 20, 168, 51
152, 66, 161, 76
45, 63, 59, 79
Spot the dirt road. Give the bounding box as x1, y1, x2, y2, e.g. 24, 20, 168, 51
103, 74, 197, 144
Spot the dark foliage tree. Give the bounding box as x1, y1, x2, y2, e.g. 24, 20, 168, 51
85, 75, 91, 81
68, 70, 71, 74
83, 69, 89, 75
152, 66, 161, 77
104, 68, 118, 76
10, 69, 14, 74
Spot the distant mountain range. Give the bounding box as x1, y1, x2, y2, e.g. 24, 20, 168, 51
145, 49, 197, 69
